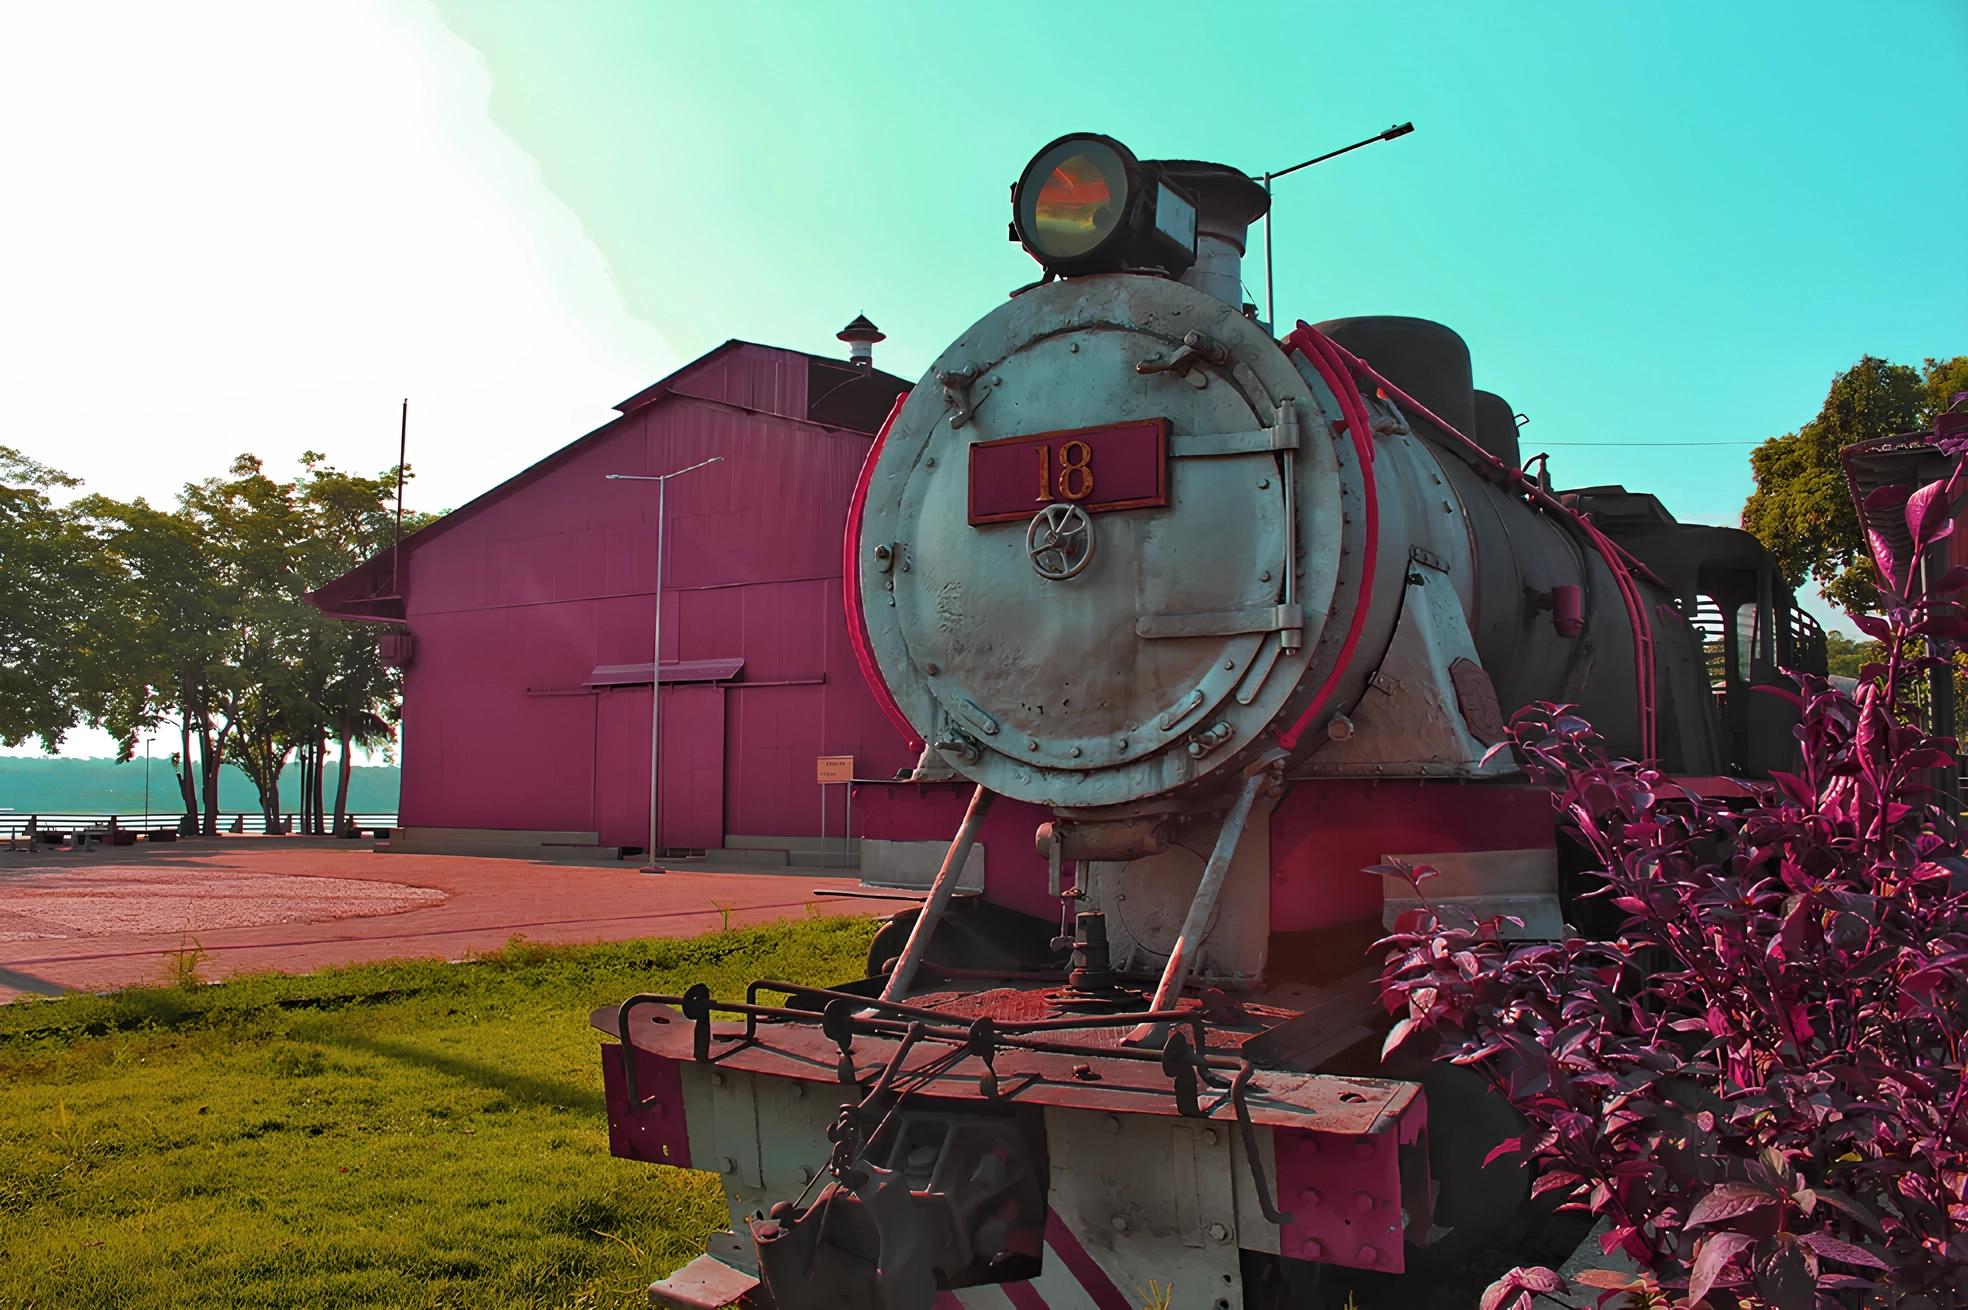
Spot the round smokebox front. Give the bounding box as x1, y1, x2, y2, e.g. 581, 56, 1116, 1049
857, 275, 1342, 809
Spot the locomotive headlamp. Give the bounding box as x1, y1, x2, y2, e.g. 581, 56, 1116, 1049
1011, 134, 1198, 278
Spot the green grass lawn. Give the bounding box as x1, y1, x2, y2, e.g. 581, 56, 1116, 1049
0, 917, 878, 1310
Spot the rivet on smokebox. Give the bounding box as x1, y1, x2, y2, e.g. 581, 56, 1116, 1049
1299, 1185, 1322, 1205
1207, 1222, 1231, 1243
1297, 1237, 1323, 1259
1354, 1139, 1376, 1159
721, 1157, 738, 1175
1355, 1191, 1376, 1213
1202, 1127, 1219, 1147
1105, 1114, 1123, 1135
1358, 1245, 1380, 1266
1327, 715, 1355, 742
1111, 1215, 1130, 1234
710, 1072, 726, 1088
1258, 477, 1271, 489
1028, 740, 1040, 751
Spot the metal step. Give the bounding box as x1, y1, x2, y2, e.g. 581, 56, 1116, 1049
650, 1252, 758, 1309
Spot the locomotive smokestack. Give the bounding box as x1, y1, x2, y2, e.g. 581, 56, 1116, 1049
1149, 161, 1270, 309
836, 313, 885, 370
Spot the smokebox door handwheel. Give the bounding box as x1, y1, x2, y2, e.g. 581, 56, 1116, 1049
1025, 502, 1094, 580
858, 275, 1349, 809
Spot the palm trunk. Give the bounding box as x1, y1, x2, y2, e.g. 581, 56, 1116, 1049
297, 740, 310, 835
256, 748, 284, 833
176, 708, 198, 833
312, 730, 328, 833
332, 715, 354, 836
198, 700, 221, 838
253, 728, 286, 834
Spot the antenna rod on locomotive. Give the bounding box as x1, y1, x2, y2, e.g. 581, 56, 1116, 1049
1256, 121, 1414, 329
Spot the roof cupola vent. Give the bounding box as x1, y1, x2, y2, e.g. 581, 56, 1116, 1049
837, 314, 885, 370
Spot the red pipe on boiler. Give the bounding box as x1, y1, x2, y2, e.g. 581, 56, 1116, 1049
1275, 323, 1380, 753
843, 391, 925, 756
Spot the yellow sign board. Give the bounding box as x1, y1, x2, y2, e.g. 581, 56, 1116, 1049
816, 755, 855, 784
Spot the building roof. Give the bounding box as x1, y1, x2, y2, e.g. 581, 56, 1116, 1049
307, 339, 909, 623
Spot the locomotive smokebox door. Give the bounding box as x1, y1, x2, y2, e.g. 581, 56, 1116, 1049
858, 274, 1353, 810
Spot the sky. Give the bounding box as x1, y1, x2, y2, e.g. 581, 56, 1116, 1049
4, 1, 1964, 757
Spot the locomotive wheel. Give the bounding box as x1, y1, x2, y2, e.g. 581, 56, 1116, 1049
1385, 1054, 1532, 1269
1239, 1248, 1324, 1308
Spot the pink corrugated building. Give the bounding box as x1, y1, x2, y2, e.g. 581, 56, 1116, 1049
309, 338, 955, 866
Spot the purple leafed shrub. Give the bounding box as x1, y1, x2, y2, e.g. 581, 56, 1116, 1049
1377, 458, 1968, 1309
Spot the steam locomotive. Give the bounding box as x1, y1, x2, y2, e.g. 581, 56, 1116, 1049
596, 133, 1826, 1308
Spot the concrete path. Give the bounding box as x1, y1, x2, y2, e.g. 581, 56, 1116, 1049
0, 838, 916, 1001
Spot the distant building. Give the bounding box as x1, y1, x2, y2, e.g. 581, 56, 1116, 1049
308, 338, 927, 863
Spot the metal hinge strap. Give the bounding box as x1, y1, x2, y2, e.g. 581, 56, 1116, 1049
1138, 603, 1305, 640
1168, 421, 1300, 459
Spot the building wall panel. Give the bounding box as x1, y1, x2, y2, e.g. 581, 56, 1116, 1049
389, 346, 914, 845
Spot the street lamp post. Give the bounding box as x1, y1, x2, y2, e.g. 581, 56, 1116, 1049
606, 456, 723, 873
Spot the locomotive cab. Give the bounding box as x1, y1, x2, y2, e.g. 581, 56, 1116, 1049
1562, 488, 1827, 778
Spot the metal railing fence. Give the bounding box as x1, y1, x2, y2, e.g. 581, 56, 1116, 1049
0, 812, 398, 842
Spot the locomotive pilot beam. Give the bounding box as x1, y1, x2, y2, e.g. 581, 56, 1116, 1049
598, 134, 1826, 1309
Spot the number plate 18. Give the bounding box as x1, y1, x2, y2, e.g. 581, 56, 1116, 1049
966, 419, 1169, 525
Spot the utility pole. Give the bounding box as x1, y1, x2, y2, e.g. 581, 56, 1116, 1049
606, 457, 723, 872
392, 399, 408, 597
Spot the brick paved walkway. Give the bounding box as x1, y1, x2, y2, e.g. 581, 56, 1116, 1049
0, 839, 914, 1001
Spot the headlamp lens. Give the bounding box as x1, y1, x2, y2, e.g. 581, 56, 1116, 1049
1021, 139, 1129, 260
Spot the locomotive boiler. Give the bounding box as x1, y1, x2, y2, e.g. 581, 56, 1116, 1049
596, 133, 1826, 1308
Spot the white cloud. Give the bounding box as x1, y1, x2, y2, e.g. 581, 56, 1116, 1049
0, 0, 670, 507
0, 0, 674, 757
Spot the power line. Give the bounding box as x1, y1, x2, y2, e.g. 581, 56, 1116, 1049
1540, 441, 1762, 448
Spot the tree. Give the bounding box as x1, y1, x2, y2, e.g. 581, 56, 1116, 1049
177, 455, 327, 831
1743, 355, 1968, 613
1822, 629, 1878, 680
294, 453, 420, 835
0, 447, 113, 750
73, 494, 233, 831
10, 440, 419, 833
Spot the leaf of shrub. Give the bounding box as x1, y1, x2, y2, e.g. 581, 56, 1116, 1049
1381, 1016, 1417, 1060
1686, 1182, 1777, 1227
1689, 1230, 1754, 1304
1479, 1266, 1568, 1310
1752, 1233, 1817, 1308
1484, 1135, 1524, 1168
1797, 1232, 1889, 1268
